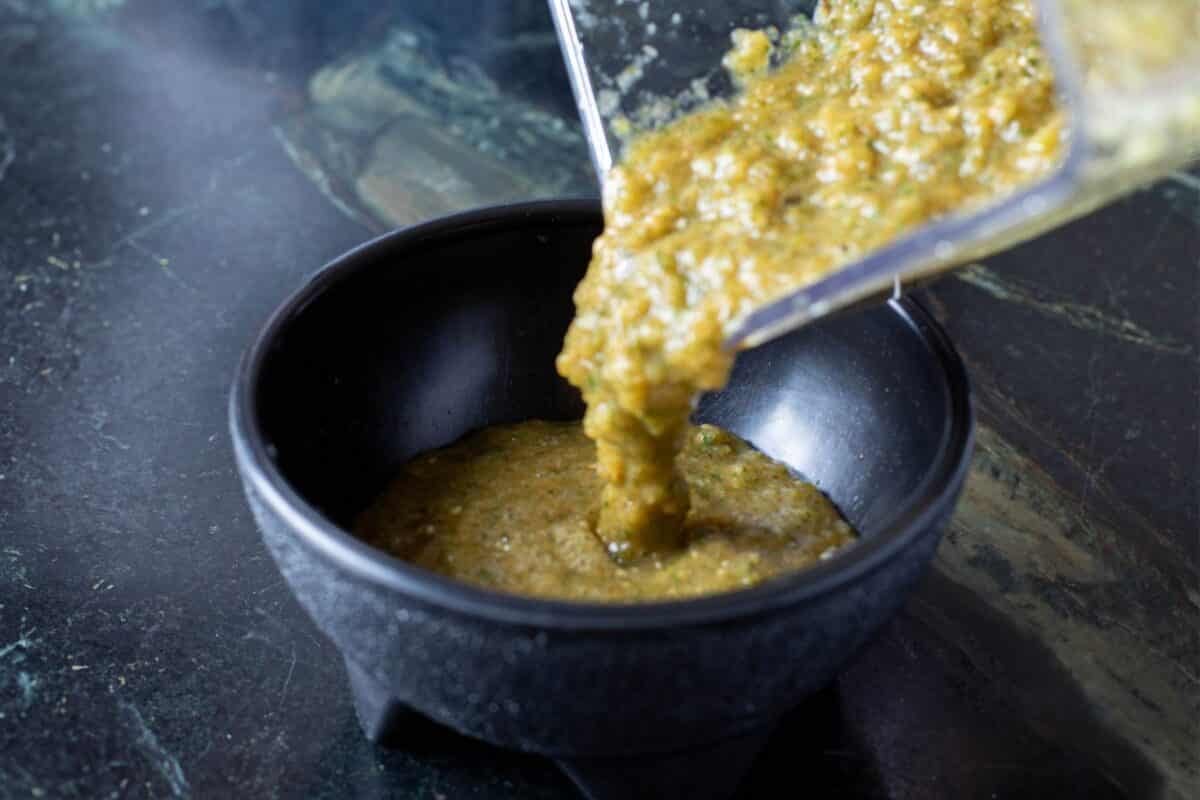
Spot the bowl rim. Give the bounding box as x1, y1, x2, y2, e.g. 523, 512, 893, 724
229, 198, 974, 631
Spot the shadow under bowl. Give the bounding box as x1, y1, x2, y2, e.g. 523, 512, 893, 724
229, 199, 974, 800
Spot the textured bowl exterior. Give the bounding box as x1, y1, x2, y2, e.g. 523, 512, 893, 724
229, 199, 973, 766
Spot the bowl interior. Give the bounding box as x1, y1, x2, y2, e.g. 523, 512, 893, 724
253, 203, 963, 562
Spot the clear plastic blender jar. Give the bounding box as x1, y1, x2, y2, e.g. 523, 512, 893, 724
549, 0, 1200, 346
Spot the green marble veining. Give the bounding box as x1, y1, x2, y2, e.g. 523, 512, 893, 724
935, 425, 1198, 796
119, 701, 191, 798
956, 263, 1194, 356
275, 25, 593, 230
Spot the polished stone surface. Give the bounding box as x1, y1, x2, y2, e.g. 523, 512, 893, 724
1, 2, 1195, 798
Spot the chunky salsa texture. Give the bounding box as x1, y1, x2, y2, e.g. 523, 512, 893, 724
356, 422, 853, 601
556, 0, 1064, 560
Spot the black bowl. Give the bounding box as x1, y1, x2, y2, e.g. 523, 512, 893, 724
229, 199, 974, 800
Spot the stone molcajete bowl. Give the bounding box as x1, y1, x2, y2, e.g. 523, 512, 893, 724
229, 200, 974, 800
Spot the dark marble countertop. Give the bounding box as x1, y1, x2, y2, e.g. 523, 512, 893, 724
1, 3, 1195, 798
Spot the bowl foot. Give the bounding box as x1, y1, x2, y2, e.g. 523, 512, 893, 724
555, 726, 775, 800
345, 656, 419, 744
346, 654, 774, 800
